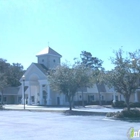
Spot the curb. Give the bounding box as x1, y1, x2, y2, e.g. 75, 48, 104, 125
1, 108, 65, 112
1, 108, 107, 116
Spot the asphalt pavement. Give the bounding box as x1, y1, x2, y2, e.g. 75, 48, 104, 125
0, 111, 139, 140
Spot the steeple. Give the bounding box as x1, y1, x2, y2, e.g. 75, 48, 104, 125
36, 47, 62, 69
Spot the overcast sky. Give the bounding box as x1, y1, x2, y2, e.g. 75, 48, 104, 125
0, 0, 140, 70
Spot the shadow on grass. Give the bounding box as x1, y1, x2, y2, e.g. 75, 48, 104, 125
63, 110, 106, 116
112, 117, 140, 123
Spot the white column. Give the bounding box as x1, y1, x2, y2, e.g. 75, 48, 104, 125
47, 85, 51, 105
119, 94, 121, 101
113, 92, 116, 102
39, 84, 43, 105
122, 95, 125, 101
135, 90, 138, 102
28, 85, 31, 105
22, 82, 24, 104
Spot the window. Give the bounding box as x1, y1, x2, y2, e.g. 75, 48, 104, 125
92, 95, 94, 100
4, 97, 6, 102
18, 97, 21, 103
88, 95, 94, 101
115, 96, 118, 101
31, 96, 34, 102
88, 95, 94, 103
53, 59, 55, 63
42, 59, 44, 62
0, 95, 1, 101
65, 95, 68, 102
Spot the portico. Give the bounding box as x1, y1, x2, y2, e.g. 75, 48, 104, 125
21, 74, 51, 106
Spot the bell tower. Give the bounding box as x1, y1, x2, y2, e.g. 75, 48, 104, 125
36, 47, 62, 69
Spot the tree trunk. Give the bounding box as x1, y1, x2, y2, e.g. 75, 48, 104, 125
125, 95, 130, 111
82, 90, 85, 107
72, 96, 75, 108
69, 101, 72, 111
1, 90, 3, 106
68, 95, 72, 111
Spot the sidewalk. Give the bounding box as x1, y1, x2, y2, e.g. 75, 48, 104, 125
2, 104, 122, 115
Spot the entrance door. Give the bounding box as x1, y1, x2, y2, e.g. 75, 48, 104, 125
43, 91, 47, 105
57, 97, 60, 105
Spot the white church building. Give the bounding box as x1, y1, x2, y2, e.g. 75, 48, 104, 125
1, 47, 140, 105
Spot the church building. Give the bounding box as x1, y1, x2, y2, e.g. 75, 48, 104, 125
0, 47, 139, 105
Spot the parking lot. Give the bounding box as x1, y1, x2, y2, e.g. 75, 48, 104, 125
0, 110, 139, 140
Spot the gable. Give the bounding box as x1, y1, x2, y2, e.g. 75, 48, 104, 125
96, 83, 106, 92
87, 84, 98, 93
20, 63, 47, 81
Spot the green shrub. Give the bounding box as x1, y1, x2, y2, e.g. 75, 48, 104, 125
74, 101, 87, 106
107, 109, 140, 118
112, 101, 126, 108
130, 102, 140, 108
92, 101, 99, 105
121, 109, 140, 118
114, 111, 124, 118
0, 105, 3, 109
86, 101, 99, 105
106, 112, 115, 117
